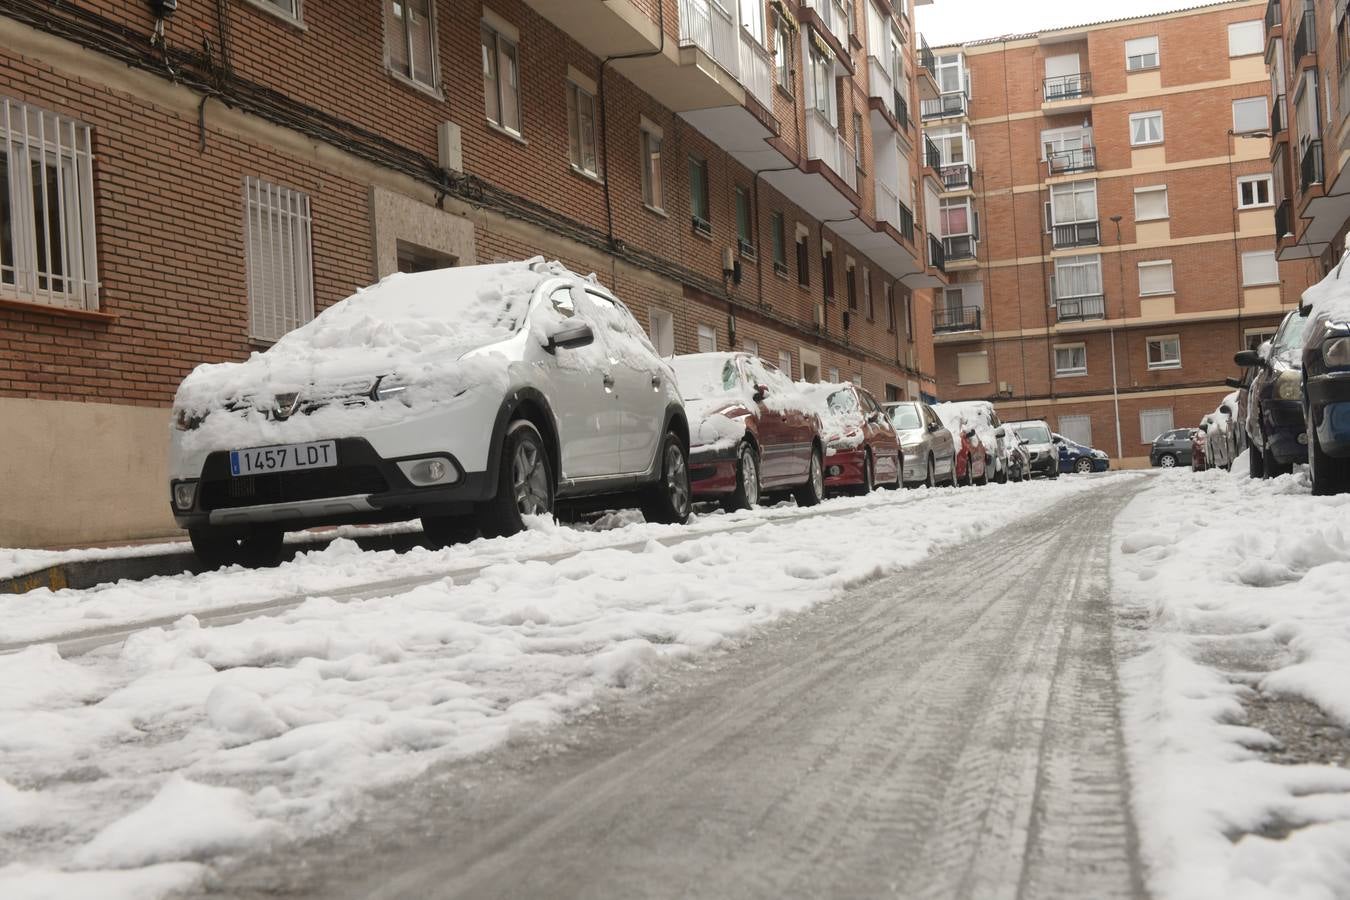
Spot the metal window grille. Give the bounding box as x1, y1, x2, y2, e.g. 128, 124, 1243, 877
244, 177, 314, 343
1, 97, 99, 310
1139, 408, 1174, 444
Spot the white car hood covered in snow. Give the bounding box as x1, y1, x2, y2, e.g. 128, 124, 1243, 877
173, 260, 565, 449
934, 401, 999, 460
1301, 248, 1350, 332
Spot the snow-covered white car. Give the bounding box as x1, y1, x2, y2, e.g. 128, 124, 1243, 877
168, 260, 692, 566
1202, 392, 1241, 471
932, 400, 1026, 483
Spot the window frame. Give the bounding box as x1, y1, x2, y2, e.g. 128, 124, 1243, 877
1227, 20, 1263, 57
1054, 343, 1088, 378
1125, 35, 1159, 71
1231, 96, 1269, 134
566, 77, 600, 179
481, 19, 522, 137
1237, 174, 1273, 209
1145, 335, 1181, 370
735, 185, 755, 257
244, 0, 303, 25
1134, 185, 1169, 221
771, 212, 787, 275
649, 308, 674, 356
1241, 249, 1279, 286
697, 323, 717, 353
1049, 179, 1098, 226
689, 156, 711, 235
1139, 407, 1175, 444
385, 0, 440, 93
1129, 110, 1164, 146
243, 175, 315, 344
1137, 259, 1175, 297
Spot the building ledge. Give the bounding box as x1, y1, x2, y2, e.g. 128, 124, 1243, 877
0, 296, 118, 324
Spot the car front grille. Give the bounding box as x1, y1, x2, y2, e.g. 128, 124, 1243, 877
199, 465, 389, 511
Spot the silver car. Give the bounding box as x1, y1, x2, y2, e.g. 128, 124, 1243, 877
1007, 419, 1059, 479
884, 401, 957, 487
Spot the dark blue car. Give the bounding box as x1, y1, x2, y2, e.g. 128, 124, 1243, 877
1053, 433, 1111, 474
1231, 310, 1308, 479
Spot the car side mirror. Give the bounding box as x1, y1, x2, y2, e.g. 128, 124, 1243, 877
994, 427, 1005, 439
753, 383, 769, 402
927, 421, 940, 432
1224, 376, 1244, 389
1019, 438, 1031, 446
1233, 349, 1262, 369
868, 411, 883, 425
965, 428, 977, 439
545, 320, 594, 353
1299, 302, 1312, 318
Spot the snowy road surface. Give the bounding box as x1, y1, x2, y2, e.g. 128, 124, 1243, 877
213, 478, 1147, 900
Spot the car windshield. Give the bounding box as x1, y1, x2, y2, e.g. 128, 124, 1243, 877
889, 403, 922, 430
1014, 424, 1051, 443
1271, 311, 1309, 357
670, 355, 741, 400
827, 388, 859, 415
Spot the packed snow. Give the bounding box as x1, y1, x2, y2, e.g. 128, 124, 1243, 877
797, 382, 869, 450
1300, 248, 1350, 329
1113, 462, 1350, 899
1, 477, 1115, 894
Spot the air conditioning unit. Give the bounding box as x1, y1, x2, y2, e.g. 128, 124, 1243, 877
438, 121, 463, 173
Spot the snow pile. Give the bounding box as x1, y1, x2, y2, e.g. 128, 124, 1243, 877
934, 401, 1003, 464
1300, 247, 1350, 328
1, 476, 1116, 890
797, 382, 865, 450
1113, 467, 1350, 899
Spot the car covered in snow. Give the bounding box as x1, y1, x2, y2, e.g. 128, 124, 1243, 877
1298, 252, 1350, 494
1201, 393, 1241, 471
1233, 310, 1309, 479
1052, 433, 1109, 474
798, 382, 901, 494
930, 403, 993, 487
1190, 419, 1210, 471
168, 259, 692, 566
1006, 419, 1058, 479
883, 400, 959, 487
669, 352, 825, 510
933, 400, 1026, 483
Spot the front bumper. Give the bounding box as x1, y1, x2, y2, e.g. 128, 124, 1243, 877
688, 444, 739, 497
170, 437, 493, 533
1260, 398, 1309, 465
1025, 448, 1056, 476
824, 447, 867, 488
1307, 372, 1350, 456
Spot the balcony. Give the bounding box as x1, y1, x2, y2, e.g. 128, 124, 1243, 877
934, 305, 982, 333
919, 35, 937, 90
806, 111, 857, 193
868, 55, 894, 118
1046, 146, 1096, 176
939, 163, 973, 191
1275, 198, 1292, 237
942, 234, 977, 260
928, 233, 946, 272
803, 0, 850, 50
520, 0, 660, 59
737, 27, 774, 110
679, 0, 738, 80
921, 91, 968, 120
1055, 294, 1106, 322
1052, 221, 1100, 249
1292, 0, 1315, 62
1265, 0, 1282, 41
923, 134, 942, 169
897, 200, 915, 243
1042, 73, 1092, 113
1270, 93, 1287, 137
1301, 139, 1324, 192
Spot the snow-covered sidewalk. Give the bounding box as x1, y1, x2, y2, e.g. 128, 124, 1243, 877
1, 476, 1114, 899
1113, 459, 1350, 900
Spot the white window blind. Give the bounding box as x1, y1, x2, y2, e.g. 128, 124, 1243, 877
1125, 36, 1158, 70
1130, 111, 1163, 145
1138, 260, 1174, 295
956, 351, 989, 385
1054, 344, 1087, 376
1232, 97, 1268, 134
244, 177, 314, 343
697, 323, 717, 352
1139, 408, 1174, 443
1057, 414, 1093, 447
0, 97, 99, 310
778, 349, 793, 378
1241, 250, 1279, 286
1134, 186, 1169, 220
742, 337, 759, 358
1228, 21, 1263, 56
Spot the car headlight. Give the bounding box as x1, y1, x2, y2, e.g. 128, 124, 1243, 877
1275, 370, 1302, 401
374, 376, 410, 402
1324, 337, 1350, 369
174, 408, 206, 431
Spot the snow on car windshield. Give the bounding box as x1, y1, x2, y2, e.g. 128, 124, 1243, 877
889, 403, 922, 430
826, 388, 859, 415
1301, 247, 1350, 327
670, 355, 741, 401
1014, 424, 1051, 443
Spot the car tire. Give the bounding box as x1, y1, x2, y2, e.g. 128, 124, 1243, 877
924, 455, 936, 488
722, 442, 761, 512
189, 526, 284, 570
421, 515, 479, 547
1310, 425, 1350, 496
977, 458, 990, 486
642, 430, 692, 524
794, 447, 825, 507
1074, 458, 1093, 474
883, 451, 902, 490
1158, 453, 1177, 468
479, 420, 554, 539
1248, 432, 1266, 479
856, 449, 874, 496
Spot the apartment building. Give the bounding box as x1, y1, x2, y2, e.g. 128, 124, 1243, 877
0, 0, 950, 546
1265, 0, 1350, 274
921, 0, 1316, 463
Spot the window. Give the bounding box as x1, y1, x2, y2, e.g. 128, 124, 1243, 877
904, 287, 914, 340
807, 42, 834, 120
1054, 254, 1103, 298
779, 349, 793, 378
1050, 180, 1097, 225
846, 259, 857, 310
884, 281, 894, 332
1241, 250, 1279, 286
822, 242, 834, 300
1138, 260, 1174, 296
853, 112, 865, 171
649, 309, 674, 356
771, 212, 787, 274
740, 0, 765, 43
1058, 414, 1093, 447
1125, 36, 1159, 71
1129, 111, 1163, 145
863, 267, 873, 320
1227, 21, 1263, 57
1245, 327, 1277, 350
796, 226, 810, 286
0, 98, 99, 309
1238, 174, 1273, 208
742, 337, 759, 357
244, 176, 314, 343
1134, 185, 1169, 221
828, 367, 840, 383
775, 18, 793, 91
481, 20, 521, 135
689, 157, 711, 234
957, 351, 989, 386
735, 186, 754, 256
935, 53, 966, 94
386, 0, 437, 89
1146, 335, 1181, 370
1232, 97, 1268, 134
697, 324, 717, 352
640, 120, 663, 211
1054, 344, 1087, 377
1139, 408, 1175, 443
254, 0, 301, 21
567, 79, 599, 177
396, 241, 454, 273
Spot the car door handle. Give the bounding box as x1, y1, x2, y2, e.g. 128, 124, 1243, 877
650, 374, 662, 389
602, 373, 615, 390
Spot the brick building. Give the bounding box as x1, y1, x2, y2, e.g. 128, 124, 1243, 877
920, 0, 1316, 464
1265, 0, 1350, 274
0, 0, 948, 546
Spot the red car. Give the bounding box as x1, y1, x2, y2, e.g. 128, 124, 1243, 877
801, 382, 902, 494
950, 421, 990, 485
1191, 423, 1209, 471
671, 353, 826, 510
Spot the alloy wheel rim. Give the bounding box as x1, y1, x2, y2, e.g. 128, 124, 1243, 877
812, 454, 823, 497
513, 441, 550, 515
743, 450, 759, 506
1077, 459, 1092, 473
666, 445, 690, 515
1161, 455, 1175, 468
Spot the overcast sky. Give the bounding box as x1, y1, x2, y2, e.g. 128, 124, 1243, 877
915, 0, 1227, 46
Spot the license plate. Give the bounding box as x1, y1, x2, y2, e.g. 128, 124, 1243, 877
230, 441, 337, 477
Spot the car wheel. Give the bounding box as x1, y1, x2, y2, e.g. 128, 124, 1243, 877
642, 430, 692, 524
1248, 432, 1266, 479
924, 455, 936, 489
977, 458, 990, 486
794, 447, 825, 507
1074, 458, 1093, 474
189, 526, 284, 570
1158, 453, 1177, 468
883, 451, 903, 490
856, 449, 874, 496
480, 420, 553, 539
722, 442, 761, 512
1310, 425, 1350, 496
421, 515, 479, 547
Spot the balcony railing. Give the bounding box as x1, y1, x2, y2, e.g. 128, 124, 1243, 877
738, 28, 774, 110
942, 234, 977, 260
895, 92, 910, 129
923, 133, 941, 169
1046, 146, 1096, 175
806, 111, 857, 192
940, 163, 973, 190
1043, 72, 1092, 102
920, 36, 935, 77
1054, 294, 1106, 321
1271, 93, 1287, 135
1301, 139, 1324, 191
1052, 220, 1100, 249
928, 233, 946, 272
1265, 0, 1281, 35
921, 91, 968, 119
804, 0, 849, 48
1293, 0, 1315, 60
876, 180, 901, 230
898, 200, 915, 242
1275, 198, 1292, 237
934, 305, 982, 333
678, 0, 738, 87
